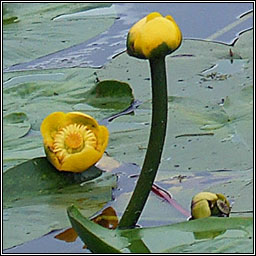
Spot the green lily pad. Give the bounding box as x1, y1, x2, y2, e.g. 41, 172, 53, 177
97, 30, 253, 173
3, 157, 117, 249
3, 3, 116, 68
3, 5, 253, 252
67, 205, 253, 253
85, 80, 134, 110
3, 112, 31, 142
3, 157, 103, 206
84, 29, 253, 251
3, 67, 134, 171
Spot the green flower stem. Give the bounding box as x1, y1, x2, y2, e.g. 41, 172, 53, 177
118, 57, 168, 229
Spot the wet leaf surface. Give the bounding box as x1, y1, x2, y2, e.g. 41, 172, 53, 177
3, 112, 31, 142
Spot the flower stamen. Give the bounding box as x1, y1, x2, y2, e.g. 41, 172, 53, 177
65, 132, 83, 149
52, 123, 97, 163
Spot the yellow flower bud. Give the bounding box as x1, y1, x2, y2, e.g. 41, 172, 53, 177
40, 112, 109, 173
191, 192, 231, 219
127, 12, 182, 59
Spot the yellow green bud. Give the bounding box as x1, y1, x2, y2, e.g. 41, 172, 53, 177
127, 12, 182, 59
191, 192, 231, 219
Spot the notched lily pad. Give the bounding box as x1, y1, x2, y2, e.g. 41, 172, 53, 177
3, 112, 31, 142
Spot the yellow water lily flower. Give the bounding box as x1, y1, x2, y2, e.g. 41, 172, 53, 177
127, 12, 182, 59
40, 112, 109, 173
191, 192, 231, 219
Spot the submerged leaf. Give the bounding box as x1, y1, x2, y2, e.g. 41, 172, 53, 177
54, 228, 78, 243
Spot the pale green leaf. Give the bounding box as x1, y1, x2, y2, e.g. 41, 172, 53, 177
3, 3, 116, 68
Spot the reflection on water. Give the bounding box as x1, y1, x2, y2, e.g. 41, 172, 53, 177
3, 2, 253, 72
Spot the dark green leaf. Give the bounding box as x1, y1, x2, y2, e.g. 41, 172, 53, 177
3, 157, 117, 249
3, 157, 103, 207
67, 205, 253, 253
85, 80, 134, 110
68, 205, 124, 253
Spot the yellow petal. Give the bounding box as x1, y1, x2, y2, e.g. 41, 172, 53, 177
127, 12, 182, 59
191, 192, 218, 219
127, 17, 147, 58
61, 146, 103, 172
41, 111, 109, 173
66, 112, 99, 130
40, 112, 67, 146
146, 12, 162, 22
192, 192, 218, 204
44, 145, 62, 171
97, 125, 109, 151
191, 199, 211, 219
137, 16, 182, 58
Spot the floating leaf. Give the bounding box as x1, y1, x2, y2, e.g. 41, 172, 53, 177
97, 30, 253, 173
3, 112, 31, 142
68, 205, 253, 253
3, 3, 116, 69
3, 67, 134, 171
3, 11, 253, 252
3, 157, 117, 249
3, 157, 103, 207
85, 80, 134, 110
55, 206, 118, 246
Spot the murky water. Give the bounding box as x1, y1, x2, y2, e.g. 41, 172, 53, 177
3, 2, 253, 72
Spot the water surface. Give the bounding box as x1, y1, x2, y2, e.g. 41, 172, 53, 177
4, 2, 253, 72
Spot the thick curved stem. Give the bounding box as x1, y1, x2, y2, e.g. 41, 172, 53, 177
118, 57, 168, 229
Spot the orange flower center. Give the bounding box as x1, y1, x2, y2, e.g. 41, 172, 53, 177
52, 123, 97, 163
64, 132, 83, 149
